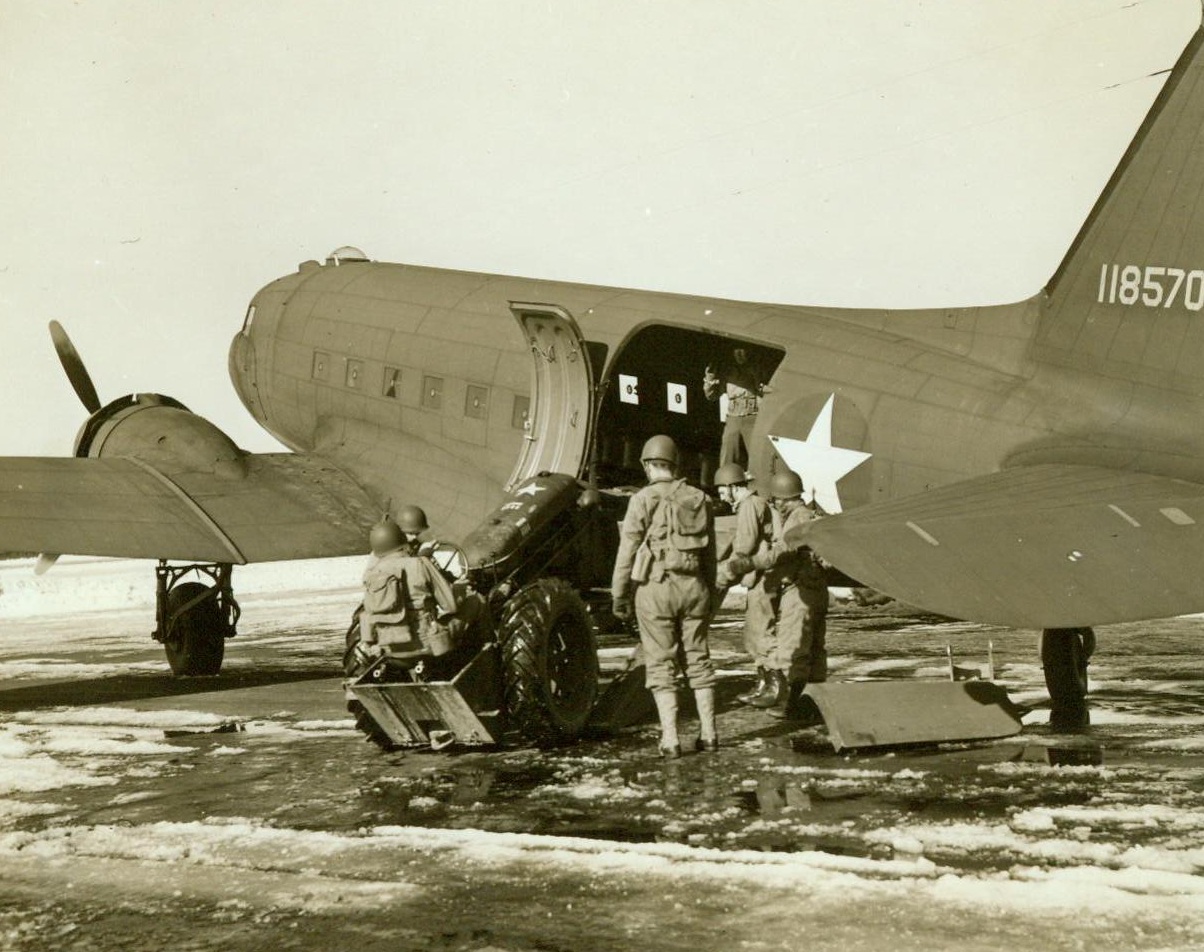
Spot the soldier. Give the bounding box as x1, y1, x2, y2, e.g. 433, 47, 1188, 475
611, 435, 719, 758
713, 462, 779, 706
729, 469, 829, 719
703, 346, 769, 469
358, 508, 463, 675
395, 504, 431, 551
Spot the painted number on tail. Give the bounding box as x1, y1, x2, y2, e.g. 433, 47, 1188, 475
1098, 263, 1204, 310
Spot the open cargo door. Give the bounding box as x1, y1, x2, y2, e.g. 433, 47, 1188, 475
505, 304, 595, 491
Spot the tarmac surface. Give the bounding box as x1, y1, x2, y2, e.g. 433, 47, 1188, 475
0, 557, 1202, 951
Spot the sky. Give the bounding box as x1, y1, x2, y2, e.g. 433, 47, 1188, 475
1, 0, 1200, 455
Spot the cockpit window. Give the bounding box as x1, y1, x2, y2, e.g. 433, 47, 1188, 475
241, 304, 256, 334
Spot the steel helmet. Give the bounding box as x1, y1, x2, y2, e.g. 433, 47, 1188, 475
769, 469, 804, 500
640, 434, 679, 466
713, 463, 749, 487
368, 517, 405, 555
395, 504, 429, 534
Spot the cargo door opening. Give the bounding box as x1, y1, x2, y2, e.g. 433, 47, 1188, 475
591, 325, 785, 491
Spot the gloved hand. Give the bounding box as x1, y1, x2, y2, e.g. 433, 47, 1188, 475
726, 554, 753, 577
612, 596, 633, 623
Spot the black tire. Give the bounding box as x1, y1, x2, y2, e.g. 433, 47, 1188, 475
498, 578, 599, 745
163, 582, 227, 677
1041, 627, 1093, 730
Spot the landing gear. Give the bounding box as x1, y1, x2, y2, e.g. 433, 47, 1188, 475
1040, 627, 1095, 731
153, 562, 240, 677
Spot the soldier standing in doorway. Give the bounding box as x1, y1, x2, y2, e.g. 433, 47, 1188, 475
611, 435, 719, 758
728, 469, 829, 719
703, 346, 769, 469
713, 462, 780, 706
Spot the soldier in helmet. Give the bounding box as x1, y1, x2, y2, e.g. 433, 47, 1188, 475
713, 463, 779, 706
611, 434, 719, 758
359, 508, 462, 674
394, 504, 430, 551
728, 468, 829, 718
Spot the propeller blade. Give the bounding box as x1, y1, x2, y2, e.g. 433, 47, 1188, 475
34, 553, 60, 576
48, 320, 102, 413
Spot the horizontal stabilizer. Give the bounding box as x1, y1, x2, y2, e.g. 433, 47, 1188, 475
0, 453, 379, 563
793, 464, 1204, 628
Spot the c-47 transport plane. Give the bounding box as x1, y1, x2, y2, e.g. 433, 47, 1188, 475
5, 15, 1204, 734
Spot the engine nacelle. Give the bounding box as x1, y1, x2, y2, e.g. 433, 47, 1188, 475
74, 393, 248, 479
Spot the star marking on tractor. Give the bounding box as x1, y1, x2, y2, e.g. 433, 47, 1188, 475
515, 482, 548, 497
768, 394, 871, 514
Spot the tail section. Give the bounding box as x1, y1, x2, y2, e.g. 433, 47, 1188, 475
1037, 18, 1204, 393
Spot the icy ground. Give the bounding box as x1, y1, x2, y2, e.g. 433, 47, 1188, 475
0, 556, 1202, 951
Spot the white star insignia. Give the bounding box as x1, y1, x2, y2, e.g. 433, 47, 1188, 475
769, 394, 871, 514
515, 482, 547, 497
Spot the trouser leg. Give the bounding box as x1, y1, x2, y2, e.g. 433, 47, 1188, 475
636, 581, 682, 692
743, 580, 777, 668
774, 586, 809, 679
676, 576, 716, 690
718, 417, 743, 468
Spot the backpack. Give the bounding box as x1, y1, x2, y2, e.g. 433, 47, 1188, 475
641, 480, 710, 577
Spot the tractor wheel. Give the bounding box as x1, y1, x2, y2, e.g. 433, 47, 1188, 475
342, 611, 399, 751
1040, 627, 1094, 731
498, 578, 599, 745
162, 582, 227, 677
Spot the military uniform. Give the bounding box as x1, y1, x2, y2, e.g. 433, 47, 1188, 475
360, 548, 459, 657
760, 500, 828, 685
719, 491, 778, 674
704, 359, 767, 468
612, 477, 717, 693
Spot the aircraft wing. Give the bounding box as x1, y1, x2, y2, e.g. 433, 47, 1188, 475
0, 453, 379, 563
793, 464, 1204, 628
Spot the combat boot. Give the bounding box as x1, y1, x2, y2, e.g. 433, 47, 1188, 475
748, 670, 787, 709
737, 667, 768, 705
769, 681, 818, 722
652, 689, 681, 757
694, 685, 718, 752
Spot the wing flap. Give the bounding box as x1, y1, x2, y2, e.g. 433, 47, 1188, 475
795, 464, 1204, 627
0, 454, 379, 563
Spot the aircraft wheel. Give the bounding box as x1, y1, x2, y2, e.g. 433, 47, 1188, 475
498, 577, 599, 745
1040, 627, 1094, 731
162, 582, 227, 677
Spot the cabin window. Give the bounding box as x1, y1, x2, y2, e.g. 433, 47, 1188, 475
345, 359, 363, 389
465, 384, 489, 420
312, 351, 329, 381
512, 395, 531, 430
383, 366, 401, 398
422, 375, 444, 410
